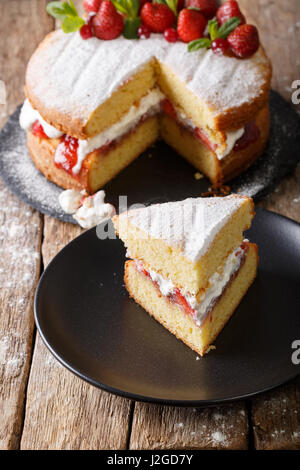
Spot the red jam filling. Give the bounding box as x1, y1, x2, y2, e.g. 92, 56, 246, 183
137, 261, 196, 318
137, 241, 249, 324
54, 134, 79, 175
234, 121, 260, 151
168, 288, 195, 317
194, 127, 218, 152
31, 120, 48, 139
161, 99, 260, 154
162, 99, 177, 120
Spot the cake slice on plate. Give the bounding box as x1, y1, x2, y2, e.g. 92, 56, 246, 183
113, 195, 258, 356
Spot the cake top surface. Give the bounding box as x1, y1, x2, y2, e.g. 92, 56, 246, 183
118, 194, 248, 262
26, 29, 270, 128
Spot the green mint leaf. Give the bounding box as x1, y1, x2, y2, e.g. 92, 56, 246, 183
188, 38, 211, 52
111, 0, 129, 15
46, 1, 67, 19
154, 0, 167, 5
165, 0, 178, 16
217, 17, 241, 39
187, 6, 201, 10
62, 16, 85, 33
62, 1, 78, 17
68, 0, 78, 14
208, 19, 219, 41
123, 17, 141, 39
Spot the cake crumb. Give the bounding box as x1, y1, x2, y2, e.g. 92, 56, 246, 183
201, 185, 231, 198
206, 345, 216, 354
194, 172, 204, 180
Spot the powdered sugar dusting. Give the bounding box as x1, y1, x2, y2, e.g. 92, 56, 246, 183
26, 30, 270, 126
0, 107, 74, 223
121, 195, 245, 261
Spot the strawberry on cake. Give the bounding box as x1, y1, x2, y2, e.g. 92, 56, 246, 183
113, 194, 258, 356
20, 0, 272, 195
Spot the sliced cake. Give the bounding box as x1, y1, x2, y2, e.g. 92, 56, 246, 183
113, 195, 258, 356
19, 1, 272, 193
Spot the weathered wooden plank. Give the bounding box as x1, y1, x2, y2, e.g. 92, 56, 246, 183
251, 378, 300, 450
0, 0, 52, 450
130, 403, 248, 450
258, 164, 300, 223
239, 0, 300, 451
130, 0, 300, 451
239, 0, 300, 107
20, 217, 132, 449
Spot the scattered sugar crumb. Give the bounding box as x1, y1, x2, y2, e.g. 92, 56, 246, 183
175, 422, 184, 429
293, 197, 300, 203
196, 356, 200, 360
211, 431, 226, 444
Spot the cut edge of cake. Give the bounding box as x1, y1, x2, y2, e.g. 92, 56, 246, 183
124, 241, 258, 356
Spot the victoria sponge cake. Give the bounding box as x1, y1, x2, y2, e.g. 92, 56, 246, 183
113, 194, 258, 356
19, 0, 272, 194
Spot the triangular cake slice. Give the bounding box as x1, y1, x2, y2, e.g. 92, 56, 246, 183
113, 195, 258, 356
113, 194, 254, 294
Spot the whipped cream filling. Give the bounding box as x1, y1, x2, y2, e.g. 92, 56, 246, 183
20, 89, 244, 172
19, 99, 64, 139
135, 242, 246, 327
185, 244, 246, 326
58, 189, 86, 214
215, 127, 244, 159
73, 88, 164, 174
59, 189, 115, 229
172, 103, 244, 160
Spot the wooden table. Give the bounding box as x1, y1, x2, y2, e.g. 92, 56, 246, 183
0, 0, 299, 450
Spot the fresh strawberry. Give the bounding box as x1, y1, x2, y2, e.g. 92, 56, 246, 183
186, 0, 218, 19
177, 8, 207, 43
32, 121, 48, 139
83, 0, 102, 13
139, 0, 149, 11
140, 3, 175, 33
55, 135, 79, 174
163, 27, 178, 43
92, 1, 124, 40
80, 23, 94, 39
216, 0, 246, 26
137, 23, 151, 39
211, 37, 230, 55
227, 24, 259, 58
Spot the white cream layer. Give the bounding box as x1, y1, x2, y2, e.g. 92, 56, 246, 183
19, 98, 64, 139
74, 87, 164, 174
172, 103, 244, 160
20, 89, 163, 175
135, 242, 246, 327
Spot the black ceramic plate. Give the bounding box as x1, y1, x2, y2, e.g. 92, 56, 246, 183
1, 91, 300, 223
34, 208, 300, 406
